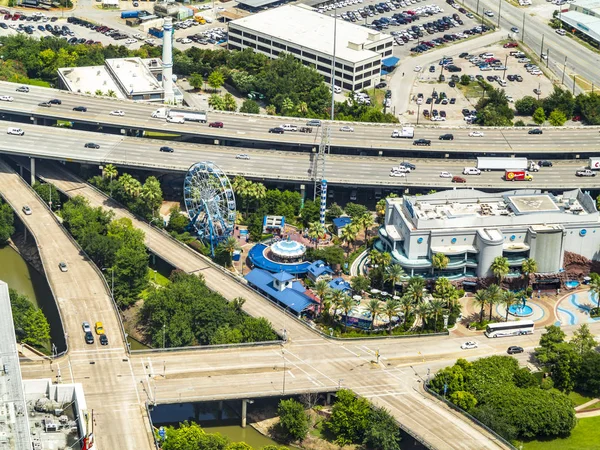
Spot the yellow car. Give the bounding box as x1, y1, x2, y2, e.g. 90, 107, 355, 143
95, 322, 105, 335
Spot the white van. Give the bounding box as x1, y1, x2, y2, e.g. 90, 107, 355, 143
556, 28, 566, 36
463, 167, 481, 175
166, 116, 185, 124
497, 79, 507, 87
333, 86, 342, 94
281, 124, 298, 131
7, 127, 24, 136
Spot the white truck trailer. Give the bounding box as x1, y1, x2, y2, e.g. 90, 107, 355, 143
476, 157, 528, 171
151, 107, 207, 123
589, 157, 600, 170
391, 126, 415, 138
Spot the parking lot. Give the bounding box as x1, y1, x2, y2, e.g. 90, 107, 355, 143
408, 42, 556, 125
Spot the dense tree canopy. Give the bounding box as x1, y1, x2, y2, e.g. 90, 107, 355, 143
10, 289, 51, 348
0, 200, 15, 245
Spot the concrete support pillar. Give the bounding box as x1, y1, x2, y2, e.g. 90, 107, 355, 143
326, 393, 334, 405
32, 117, 38, 125
19, 164, 23, 178
30, 158, 35, 185
241, 399, 247, 428
218, 401, 223, 420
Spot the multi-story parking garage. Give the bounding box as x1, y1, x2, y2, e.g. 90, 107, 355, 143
228, 4, 393, 91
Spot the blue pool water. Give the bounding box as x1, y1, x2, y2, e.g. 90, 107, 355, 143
565, 280, 580, 289
508, 304, 533, 317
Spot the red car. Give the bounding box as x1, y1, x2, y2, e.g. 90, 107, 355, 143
208, 121, 224, 128
11, 14, 19, 20
4, 14, 11, 20
452, 176, 467, 183
503, 42, 518, 48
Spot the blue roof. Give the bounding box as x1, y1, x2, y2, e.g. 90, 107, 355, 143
248, 244, 312, 275
329, 277, 352, 292
245, 268, 317, 314
272, 272, 294, 282
307, 260, 334, 278
381, 69, 389, 75
382, 56, 400, 66
332, 217, 352, 229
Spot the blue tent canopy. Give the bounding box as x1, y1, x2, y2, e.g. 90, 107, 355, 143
381, 69, 390, 75
382, 56, 400, 67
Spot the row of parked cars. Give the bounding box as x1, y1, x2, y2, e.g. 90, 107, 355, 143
411, 25, 490, 53
2, 11, 58, 23
369, 3, 444, 31
183, 28, 227, 46
67, 16, 136, 42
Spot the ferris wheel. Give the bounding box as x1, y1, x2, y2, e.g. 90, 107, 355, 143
183, 162, 236, 254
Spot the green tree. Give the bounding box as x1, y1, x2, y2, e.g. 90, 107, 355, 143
207, 70, 225, 91
432, 252, 449, 275
221, 236, 240, 267
449, 391, 477, 412
521, 258, 537, 287
0, 202, 15, 244
299, 200, 320, 227
118, 173, 142, 198
383, 298, 400, 333
429, 298, 446, 332
326, 203, 344, 222
460, 74, 471, 85
486, 284, 502, 321
362, 408, 401, 450
589, 272, 600, 310
102, 164, 118, 182
358, 212, 374, 240
490, 256, 509, 285
33, 182, 60, 210
308, 221, 325, 248
515, 96, 540, 115
239, 99, 260, 114
162, 422, 229, 450
532, 106, 546, 125
384, 264, 405, 295
548, 109, 567, 126
112, 243, 149, 307
513, 367, 538, 388
239, 317, 277, 342
281, 97, 294, 114
340, 295, 354, 331
535, 325, 567, 366
340, 223, 358, 254
366, 298, 381, 329
405, 276, 425, 304
473, 289, 488, 324
576, 92, 600, 124
344, 202, 368, 219
188, 72, 204, 90
415, 302, 430, 331
265, 104, 277, 115
570, 323, 597, 355
277, 399, 309, 442
543, 86, 575, 117
9, 289, 50, 348
502, 290, 518, 322
223, 93, 237, 111
166, 205, 189, 234
576, 351, 600, 395
350, 275, 370, 294
141, 176, 163, 217
433, 277, 458, 308
209, 94, 225, 110
325, 389, 371, 445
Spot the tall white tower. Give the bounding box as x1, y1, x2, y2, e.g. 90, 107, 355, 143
162, 16, 175, 104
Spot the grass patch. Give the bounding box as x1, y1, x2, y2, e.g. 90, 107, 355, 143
456, 81, 485, 99
143, 131, 180, 139
521, 415, 600, 450
568, 390, 596, 407
364, 88, 386, 109
148, 267, 170, 287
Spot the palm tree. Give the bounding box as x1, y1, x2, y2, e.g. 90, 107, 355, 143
119, 173, 141, 198
231, 297, 246, 312
366, 298, 381, 330
431, 252, 449, 276
502, 290, 518, 322
399, 295, 413, 324
251, 182, 267, 209
383, 299, 400, 333
95, 89, 103, 96
232, 176, 253, 216
222, 236, 240, 267
102, 164, 118, 181
208, 94, 225, 110
308, 221, 326, 248
486, 284, 502, 321
473, 289, 488, 324
416, 302, 430, 331
141, 177, 163, 217
589, 272, 600, 310
282, 97, 294, 113
429, 298, 446, 332
433, 277, 458, 308
521, 258, 537, 287
340, 295, 354, 332
297, 101, 308, 115
359, 213, 375, 242
330, 289, 345, 319
223, 93, 237, 111
314, 279, 330, 314
107, 90, 117, 98
340, 224, 358, 255
405, 277, 425, 303
384, 264, 405, 295
490, 256, 510, 285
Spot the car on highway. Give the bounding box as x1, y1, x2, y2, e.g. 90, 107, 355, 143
59, 261, 68, 272
510, 27, 519, 33
22, 205, 32, 215
413, 139, 431, 146
306, 119, 322, 127
38, 102, 51, 107
439, 133, 454, 140
269, 127, 284, 134
110, 110, 125, 116
469, 131, 484, 137
95, 322, 105, 335
538, 160, 553, 167
73, 106, 87, 112
160, 146, 174, 153
452, 176, 466, 183
99, 334, 109, 345
463, 167, 481, 175
389, 170, 406, 177
209, 121, 224, 128
84, 143, 100, 149
166, 116, 185, 124
440, 171, 452, 178
85, 331, 94, 344
340, 126, 354, 132
16, 86, 29, 93
576, 169, 596, 177
7, 127, 24, 135
461, 341, 478, 349
528, 128, 543, 135
507, 346, 524, 354
0, 95, 14, 102
236, 154, 250, 160
281, 124, 298, 131
48, 99, 61, 105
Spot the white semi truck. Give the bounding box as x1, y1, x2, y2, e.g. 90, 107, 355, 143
476, 157, 528, 171
391, 127, 414, 138
151, 107, 207, 123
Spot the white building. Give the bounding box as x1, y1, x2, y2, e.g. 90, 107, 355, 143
378, 189, 600, 279
228, 4, 394, 91
560, 0, 600, 44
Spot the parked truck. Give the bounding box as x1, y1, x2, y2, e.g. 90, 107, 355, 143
477, 157, 528, 171
151, 107, 207, 123
194, 14, 206, 24
589, 157, 600, 170
391, 126, 414, 138
505, 169, 533, 181
121, 10, 140, 19
148, 27, 164, 39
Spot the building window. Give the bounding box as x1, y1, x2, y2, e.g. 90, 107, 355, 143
229, 28, 242, 36
372, 68, 379, 75
384, 50, 393, 56
376, 44, 384, 51
354, 82, 363, 90
356, 72, 363, 80
243, 41, 256, 49
257, 45, 270, 53
257, 36, 271, 45
385, 41, 393, 47
243, 32, 256, 40
363, 79, 371, 87
229, 36, 241, 43
356, 65, 364, 72
364, 62, 372, 69
273, 41, 286, 49
335, 62, 342, 68
303, 51, 316, 60
317, 64, 329, 73
272, 50, 281, 56
288, 47, 301, 55
343, 82, 352, 90
318, 56, 331, 64
344, 64, 352, 72
335, 70, 342, 78
229, 43, 241, 51
343, 72, 352, 80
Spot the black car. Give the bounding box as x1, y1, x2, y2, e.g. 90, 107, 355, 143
439, 134, 454, 140
49, 98, 62, 105
73, 106, 87, 112
85, 331, 94, 344
461, 108, 470, 116
269, 127, 284, 134
538, 160, 553, 167
429, 65, 435, 72
528, 128, 543, 135
413, 139, 431, 146
375, 82, 387, 89
160, 146, 174, 153
400, 162, 416, 170
507, 346, 524, 355
448, 81, 456, 88
459, 52, 469, 58
0, 23, 8, 29
84, 143, 100, 149
99, 334, 109, 346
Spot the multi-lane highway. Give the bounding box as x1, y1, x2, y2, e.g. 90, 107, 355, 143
0, 81, 599, 156
4, 121, 599, 189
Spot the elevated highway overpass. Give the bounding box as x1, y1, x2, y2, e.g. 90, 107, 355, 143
3, 122, 599, 190
0, 81, 599, 158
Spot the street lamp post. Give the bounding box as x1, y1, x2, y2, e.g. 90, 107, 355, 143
416, 103, 421, 125
562, 56, 568, 85
502, 54, 509, 80
162, 323, 166, 349
497, 0, 501, 28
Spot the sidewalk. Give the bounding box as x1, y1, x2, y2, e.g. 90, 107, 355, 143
575, 398, 600, 418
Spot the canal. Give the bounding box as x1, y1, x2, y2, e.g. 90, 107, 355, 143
0, 244, 66, 352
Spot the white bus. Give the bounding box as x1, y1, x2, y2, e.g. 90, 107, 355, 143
484, 320, 535, 338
